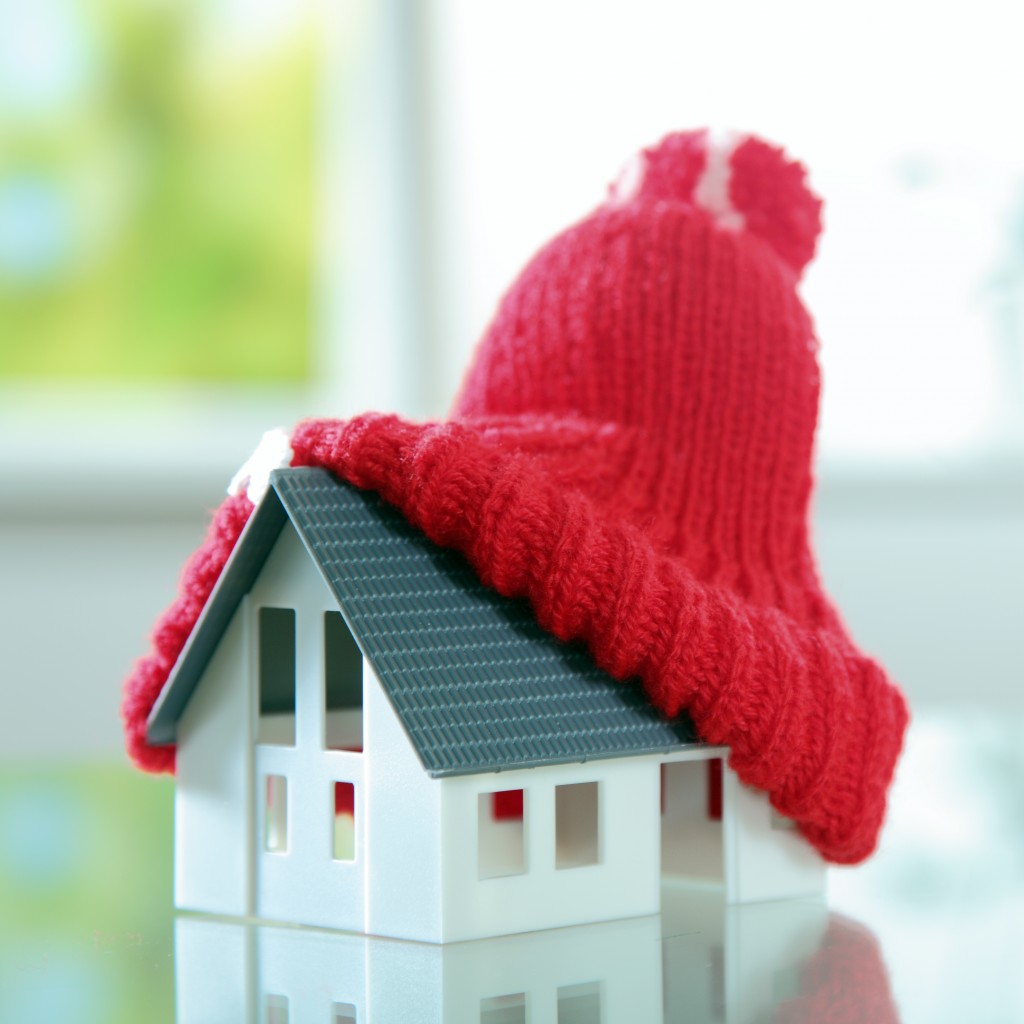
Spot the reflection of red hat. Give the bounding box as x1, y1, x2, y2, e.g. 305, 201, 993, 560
123, 130, 908, 864
774, 913, 901, 1023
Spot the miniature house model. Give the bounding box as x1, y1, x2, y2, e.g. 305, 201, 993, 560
148, 468, 824, 944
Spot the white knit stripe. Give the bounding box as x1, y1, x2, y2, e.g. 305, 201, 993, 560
693, 130, 745, 231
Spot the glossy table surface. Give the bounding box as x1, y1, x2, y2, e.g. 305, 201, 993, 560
1, 706, 1022, 1023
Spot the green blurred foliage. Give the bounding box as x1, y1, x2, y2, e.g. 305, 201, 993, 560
0, 763, 175, 1023
0, 0, 316, 382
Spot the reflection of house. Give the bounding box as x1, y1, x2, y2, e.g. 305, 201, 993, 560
149, 468, 824, 943
177, 912, 663, 1024
176, 895, 841, 1024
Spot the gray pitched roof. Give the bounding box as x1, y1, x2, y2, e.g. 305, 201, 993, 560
148, 468, 703, 775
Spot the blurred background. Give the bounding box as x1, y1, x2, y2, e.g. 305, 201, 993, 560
1, 1, 1022, 1019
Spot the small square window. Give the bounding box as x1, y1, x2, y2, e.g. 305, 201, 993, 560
555, 782, 600, 869
333, 781, 356, 861
265, 775, 288, 853
478, 790, 526, 879
480, 992, 526, 1024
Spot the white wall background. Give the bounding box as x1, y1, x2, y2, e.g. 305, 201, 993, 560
2, 0, 1022, 761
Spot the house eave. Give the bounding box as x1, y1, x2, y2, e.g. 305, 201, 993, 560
146, 486, 289, 746
423, 740, 726, 779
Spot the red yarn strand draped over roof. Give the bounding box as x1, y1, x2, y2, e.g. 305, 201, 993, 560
292, 415, 907, 864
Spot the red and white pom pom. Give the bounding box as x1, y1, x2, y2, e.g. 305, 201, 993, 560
610, 128, 823, 278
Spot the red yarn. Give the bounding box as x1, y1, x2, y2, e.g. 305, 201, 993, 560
121, 129, 908, 866
122, 492, 253, 774
729, 135, 823, 277
629, 128, 707, 205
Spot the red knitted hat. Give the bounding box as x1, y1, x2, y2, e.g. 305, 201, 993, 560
123, 129, 909, 865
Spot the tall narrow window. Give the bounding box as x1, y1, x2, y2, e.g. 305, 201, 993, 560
660, 759, 724, 883
333, 781, 356, 861
555, 782, 600, 869
478, 789, 526, 879
258, 607, 296, 745
324, 611, 363, 750
265, 775, 288, 853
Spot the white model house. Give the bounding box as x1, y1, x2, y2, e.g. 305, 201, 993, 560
147, 468, 824, 943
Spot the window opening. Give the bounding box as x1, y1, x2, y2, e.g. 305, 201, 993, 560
480, 992, 526, 1024
264, 775, 288, 853
258, 607, 296, 745
333, 781, 356, 861
555, 782, 600, 869
557, 981, 602, 1024
478, 789, 526, 879
324, 611, 363, 750
660, 759, 724, 883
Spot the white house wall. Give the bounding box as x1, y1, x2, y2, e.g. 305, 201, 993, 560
363, 664, 444, 942
721, 767, 827, 903
249, 521, 367, 933
175, 598, 253, 918
173, 510, 824, 941
438, 758, 663, 943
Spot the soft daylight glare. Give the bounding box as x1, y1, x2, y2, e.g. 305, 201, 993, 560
429, 0, 1024, 460
0, 0, 96, 118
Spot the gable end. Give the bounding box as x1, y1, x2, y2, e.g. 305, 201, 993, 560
146, 486, 288, 745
